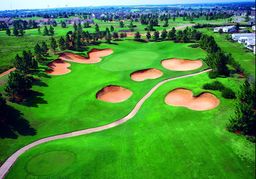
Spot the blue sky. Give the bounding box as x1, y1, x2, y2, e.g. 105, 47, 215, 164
0, 0, 253, 10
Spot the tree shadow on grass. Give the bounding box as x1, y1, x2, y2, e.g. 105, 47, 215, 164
0, 105, 36, 139
22, 90, 48, 107
33, 80, 48, 87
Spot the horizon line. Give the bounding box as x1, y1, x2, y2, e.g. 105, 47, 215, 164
0, 0, 255, 12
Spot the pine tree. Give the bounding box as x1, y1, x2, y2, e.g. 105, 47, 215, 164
5, 71, 32, 101
49, 26, 54, 36
13, 26, 19, 36
6, 28, 11, 36
41, 42, 48, 56
146, 31, 151, 40
43, 26, 49, 36
119, 21, 124, 28
58, 36, 66, 51
153, 31, 160, 41
168, 27, 176, 40
134, 32, 141, 41
61, 21, 67, 28
110, 25, 114, 32
95, 24, 99, 32
163, 19, 168, 27
34, 43, 42, 56
161, 29, 167, 40
50, 37, 58, 51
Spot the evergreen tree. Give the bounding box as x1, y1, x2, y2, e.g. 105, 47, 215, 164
163, 19, 169, 27
19, 29, 24, 36
112, 32, 119, 40
13, 26, 19, 36
105, 33, 112, 43
110, 25, 114, 32
168, 27, 176, 40
5, 71, 32, 101
228, 80, 256, 139
61, 21, 67, 28
153, 31, 160, 41
34, 43, 42, 56
49, 26, 54, 36
146, 31, 151, 40
161, 29, 167, 40
6, 28, 11, 36
119, 21, 124, 28
41, 42, 49, 56
50, 37, 58, 51
134, 32, 141, 41
95, 24, 100, 32
58, 36, 66, 51
43, 26, 49, 36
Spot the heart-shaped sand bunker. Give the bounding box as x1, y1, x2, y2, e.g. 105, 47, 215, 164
96, 85, 133, 103
165, 88, 220, 111
130, 68, 163, 81
162, 59, 203, 71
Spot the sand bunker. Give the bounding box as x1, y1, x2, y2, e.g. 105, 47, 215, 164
131, 68, 163, 81
59, 49, 113, 64
46, 59, 71, 75
96, 85, 133, 103
162, 59, 203, 71
165, 88, 220, 111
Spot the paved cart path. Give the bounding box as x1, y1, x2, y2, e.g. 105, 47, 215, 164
0, 69, 211, 179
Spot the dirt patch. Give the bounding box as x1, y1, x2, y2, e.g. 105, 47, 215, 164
161, 59, 203, 71
59, 49, 113, 64
165, 88, 220, 111
131, 68, 163, 81
46, 59, 71, 75
96, 85, 133, 103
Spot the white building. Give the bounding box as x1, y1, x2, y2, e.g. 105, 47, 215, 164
231, 33, 255, 41
232, 33, 256, 54
252, 25, 256, 31
214, 26, 236, 33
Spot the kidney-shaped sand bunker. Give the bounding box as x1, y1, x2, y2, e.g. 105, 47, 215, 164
96, 85, 133, 103
59, 48, 113, 64
46, 59, 71, 75
165, 88, 220, 111
130, 68, 163, 82
162, 58, 203, 71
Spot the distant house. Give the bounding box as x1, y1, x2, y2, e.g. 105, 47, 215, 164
252, 25, 256, 31
232, 33, 256, 54
66, 17, 94, 25
213, 26, 236, 33
0, 17, 12, 25
248, 19, 255, 26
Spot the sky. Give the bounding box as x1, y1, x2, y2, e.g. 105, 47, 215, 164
0, 0, 253, 10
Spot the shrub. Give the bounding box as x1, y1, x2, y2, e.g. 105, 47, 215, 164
189, 43, 200, 48
221, 87, 236, 99
203, 81, 224, 91
208, 71, 219, 79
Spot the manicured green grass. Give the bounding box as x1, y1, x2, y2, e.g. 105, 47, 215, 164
199, 28, 255, 77
0, 17, 200, 73
7, 73, 255, 179
0, 41, 207, 164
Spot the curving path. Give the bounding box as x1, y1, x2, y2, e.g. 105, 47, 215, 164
0, 69, 211, 179
0, 68, 15, 78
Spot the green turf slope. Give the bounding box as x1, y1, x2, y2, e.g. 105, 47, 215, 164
7, 73, 255, 179
0, 41, 207, 164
